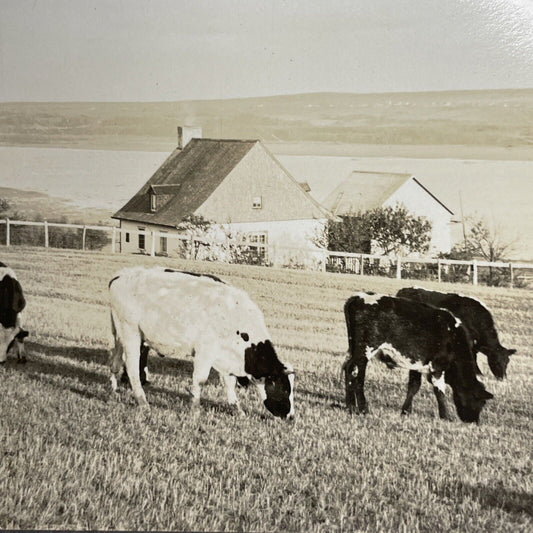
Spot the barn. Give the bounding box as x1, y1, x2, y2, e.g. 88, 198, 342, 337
113, 127, 333, 267
321, 171, 454, 254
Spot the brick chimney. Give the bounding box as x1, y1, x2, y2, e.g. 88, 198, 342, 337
177, 126, 202, 149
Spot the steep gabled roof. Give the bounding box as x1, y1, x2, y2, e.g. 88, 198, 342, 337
321, 171, 453, 216
322, 171, 411, 215
113, 138, 257, 226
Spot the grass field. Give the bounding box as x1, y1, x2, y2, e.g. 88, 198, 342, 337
1, 246, 532, 531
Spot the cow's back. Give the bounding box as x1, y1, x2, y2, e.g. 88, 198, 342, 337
109, 267, 269, 349
345, 294, 456, 363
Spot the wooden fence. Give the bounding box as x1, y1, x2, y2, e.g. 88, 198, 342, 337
2, 217, 533, 288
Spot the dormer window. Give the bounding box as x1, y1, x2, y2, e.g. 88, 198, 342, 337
252, 196, 262, 209
150, 194, 157, 212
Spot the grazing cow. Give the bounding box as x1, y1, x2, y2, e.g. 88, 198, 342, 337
396, 287, 515, 379
0, 262, 28, 364
343, 292, 494, 423
108, 267, 294, 419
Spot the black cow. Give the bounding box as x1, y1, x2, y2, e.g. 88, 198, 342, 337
343, 292, 494, 423
0, 262, 28, 364
396, 287, 515, 379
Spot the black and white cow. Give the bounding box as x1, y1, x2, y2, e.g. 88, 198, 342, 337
396, 287, 515, 379
108, 266, 294, 419
343, 292, 494, 423
0, 262, 28, 364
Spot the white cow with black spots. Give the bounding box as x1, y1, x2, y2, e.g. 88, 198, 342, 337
108, 266, 294, 419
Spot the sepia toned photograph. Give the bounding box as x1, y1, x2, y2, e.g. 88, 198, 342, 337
0, 1, 532, 531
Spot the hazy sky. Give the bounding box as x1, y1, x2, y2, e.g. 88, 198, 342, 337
1, 0, 532, 102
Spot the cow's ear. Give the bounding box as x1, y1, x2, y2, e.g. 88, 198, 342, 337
475, 386, 493, 400
507, 348, 516, 356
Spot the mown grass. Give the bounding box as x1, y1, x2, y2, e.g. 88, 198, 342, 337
1, 246, 532, 532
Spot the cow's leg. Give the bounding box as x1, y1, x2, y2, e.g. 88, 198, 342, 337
139, 342, 149, 385
15, 339, 27, 364
191, 350, 212, 408
122, 331, 148, 408
221, 373, 244, 414
401, 370, 422, 415
120, 341, 149, 386
354, 358, 369, 414
344, 354, 367, 414
109, 338, 124, 393
429, 371, 452, 420
343, 356, 357, 411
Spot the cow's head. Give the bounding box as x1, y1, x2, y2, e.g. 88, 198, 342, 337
445, 324, 494, 423
245, 340, 294, 420
486, 346, 516, 379
451, 375, 494, 423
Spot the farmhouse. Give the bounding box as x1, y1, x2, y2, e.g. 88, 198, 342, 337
321, 171, 454, 254
113, 127, 332, 266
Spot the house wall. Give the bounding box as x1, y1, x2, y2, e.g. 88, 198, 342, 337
118, 217, 327, 268
119, 220, 176, 256
384, 178, 452, 254
222, 218, 327, 268
197, 143, 325, 223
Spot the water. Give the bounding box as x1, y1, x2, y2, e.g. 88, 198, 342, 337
0, 146, 167, 212
1, 145, 531, 259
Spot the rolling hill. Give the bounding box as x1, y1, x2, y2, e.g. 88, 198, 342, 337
1, 89, 532, 151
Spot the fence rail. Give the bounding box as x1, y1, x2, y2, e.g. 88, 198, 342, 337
2, 217, 533, 288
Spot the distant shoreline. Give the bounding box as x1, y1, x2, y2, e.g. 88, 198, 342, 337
1, 141, 532, 162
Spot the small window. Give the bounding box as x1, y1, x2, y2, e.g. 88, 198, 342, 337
138, 227, 146, 250
125, 232, 130, 243
252, 196, 262, 209
160, 235, 167, 254
150, 194, 157, 212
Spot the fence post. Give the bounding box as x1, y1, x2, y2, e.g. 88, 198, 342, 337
82, 225, 87, 250
510, 263, 514, 288
396, 256, 402, 280
150, 231, 156, 257
44, 221, 49, 248
111, 227, 116, 253
472, 259, 478, 286
360, 254, 364, 275
6, 217, 9, 246
437, 259, 442, 283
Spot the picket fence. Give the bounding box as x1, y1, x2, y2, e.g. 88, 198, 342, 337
2, 217, 533, 288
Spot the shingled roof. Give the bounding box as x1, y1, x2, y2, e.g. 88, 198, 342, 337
322, 171, 453, 216
113, 138, 257, 226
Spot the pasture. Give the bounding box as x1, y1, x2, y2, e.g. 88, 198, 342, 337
1, 246, 532, 531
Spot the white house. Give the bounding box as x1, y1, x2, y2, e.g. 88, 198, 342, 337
321, 171, 454, 255
112, 127, 333, 267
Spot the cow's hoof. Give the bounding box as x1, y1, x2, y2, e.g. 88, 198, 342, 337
401, 409, 411, 416
138, 402, 151, 412
17, 357, 27, 365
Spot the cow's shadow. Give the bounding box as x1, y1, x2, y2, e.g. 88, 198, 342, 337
10, 341, 231, 413
433, 480, 533, 517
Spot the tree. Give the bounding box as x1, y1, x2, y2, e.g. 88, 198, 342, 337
321, 204, 432, 257
175, 214, 214, 259
362, 205, 432, 256
323, 215, 371, 253
443, 215, 518, 286
0, 198, 10, 216
462, 216, 516, 263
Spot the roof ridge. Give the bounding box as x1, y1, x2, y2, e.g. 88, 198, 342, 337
189, 138, 259, 143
